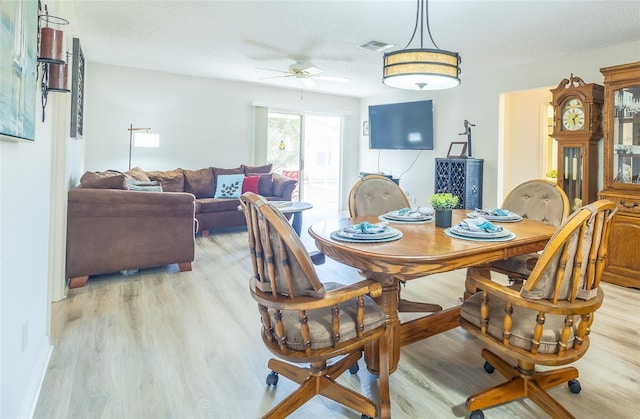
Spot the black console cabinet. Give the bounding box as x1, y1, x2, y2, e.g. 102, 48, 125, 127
435, 158, 483, 209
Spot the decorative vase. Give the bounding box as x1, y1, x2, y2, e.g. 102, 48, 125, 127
434, 209, 452, 228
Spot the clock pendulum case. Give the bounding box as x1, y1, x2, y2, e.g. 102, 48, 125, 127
550, 74, 604, 211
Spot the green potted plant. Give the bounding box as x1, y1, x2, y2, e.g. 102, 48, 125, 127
431, 193, 459, 227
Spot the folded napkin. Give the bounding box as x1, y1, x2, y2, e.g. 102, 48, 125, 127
397, 206, 434, 217
458, 217, 503, 233
474, 208, 510, 216
343, 221, 389, 234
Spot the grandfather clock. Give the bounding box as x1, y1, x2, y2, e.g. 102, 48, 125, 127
550, 74, 604, 211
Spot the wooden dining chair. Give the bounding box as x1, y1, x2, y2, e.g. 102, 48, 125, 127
239, 192, 390, 419
348, 175, 442, 313
460, 200, 617, 419
489, 179, 570, 284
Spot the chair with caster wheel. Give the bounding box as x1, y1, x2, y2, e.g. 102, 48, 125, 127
348, 175, 442, 313
460, 200, 617, 419
240, 192, 390, 419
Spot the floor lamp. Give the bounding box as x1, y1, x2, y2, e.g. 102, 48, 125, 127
128, 124, 159, 170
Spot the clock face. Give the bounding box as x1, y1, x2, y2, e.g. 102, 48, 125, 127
561, 99, 585, 131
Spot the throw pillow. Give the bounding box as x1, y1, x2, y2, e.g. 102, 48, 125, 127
146, 169, 185, 192
242, 175, 260, 194
214, 174, 244, 198
126, 179, 163, 192
246, 172, 273, 196
242, 163, 272, 174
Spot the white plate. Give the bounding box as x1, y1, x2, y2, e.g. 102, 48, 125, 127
383, 210, 432, 221
379, 215, 433, 224
467, 212, 523, 222
450, 225, 512, 239
445, 228, 516, 242
334, 226, 401, 240
330, 230, 403, 243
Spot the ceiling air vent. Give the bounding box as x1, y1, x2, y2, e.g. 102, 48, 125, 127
359, 40, 394, 52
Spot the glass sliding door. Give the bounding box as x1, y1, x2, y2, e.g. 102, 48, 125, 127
267, 111, 340, 210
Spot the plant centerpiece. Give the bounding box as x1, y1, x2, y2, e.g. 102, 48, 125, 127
431, 193, 459, 227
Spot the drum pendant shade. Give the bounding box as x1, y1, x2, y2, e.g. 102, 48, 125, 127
39, 27, 64, 64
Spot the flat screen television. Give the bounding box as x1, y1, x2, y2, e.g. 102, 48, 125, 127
369, 100, 434, 150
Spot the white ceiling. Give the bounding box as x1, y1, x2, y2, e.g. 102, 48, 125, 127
70, 0, 640, 98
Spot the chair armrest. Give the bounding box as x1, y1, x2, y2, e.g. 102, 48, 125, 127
251, 279, 382, 311
466, 274, 603, 315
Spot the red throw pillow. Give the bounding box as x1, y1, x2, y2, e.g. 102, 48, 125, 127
242, 175, 260, 194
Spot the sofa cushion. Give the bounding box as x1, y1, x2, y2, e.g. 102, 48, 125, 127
124, 167, 151, 182
214, 174, 244, 198
196, 197, 243, 213
246, 173, 273, 196
242, 163, 272, 174
80, 171, 128, 190
146, 169, 185, 192
211, 166, 243, 194
183, 168, 214, 198
242, 175, 260, 194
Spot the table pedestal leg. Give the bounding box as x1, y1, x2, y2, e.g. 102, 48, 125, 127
291, 212, 303, 235
465, 266, 492, 300
364, 275, 400, 375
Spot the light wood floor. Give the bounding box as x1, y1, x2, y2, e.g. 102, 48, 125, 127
35, 213, 640, 418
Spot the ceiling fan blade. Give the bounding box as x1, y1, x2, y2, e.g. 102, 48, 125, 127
259, 74, 296, 80
315, 75, 349, 83
255, 67, 290, 74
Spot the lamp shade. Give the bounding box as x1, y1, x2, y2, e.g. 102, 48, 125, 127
383, 48, 461, 90
133, 133, 160, 148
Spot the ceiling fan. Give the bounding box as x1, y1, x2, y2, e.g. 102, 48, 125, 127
257, 61, 349, 87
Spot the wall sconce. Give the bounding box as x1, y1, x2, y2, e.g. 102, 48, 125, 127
38, 1, 70, 122
128, 124, 160, 170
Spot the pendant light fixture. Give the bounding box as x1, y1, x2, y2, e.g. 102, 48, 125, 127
383, 0, 461, 90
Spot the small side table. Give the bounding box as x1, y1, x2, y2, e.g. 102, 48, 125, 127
272, 201, 313, 236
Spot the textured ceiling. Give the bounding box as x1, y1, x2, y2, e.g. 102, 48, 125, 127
71, 0, 640, 98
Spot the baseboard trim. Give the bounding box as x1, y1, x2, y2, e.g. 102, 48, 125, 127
18, 342, 53, 419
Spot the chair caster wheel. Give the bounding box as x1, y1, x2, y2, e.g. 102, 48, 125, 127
266, 371, 279, 386
470, 409, 484, 419
349, 362, 359, 374
568, 379, 581, 394
483, 361, 495, 374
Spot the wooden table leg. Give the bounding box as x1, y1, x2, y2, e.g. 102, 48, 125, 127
364, 274, 400, 375
465, 266, 492, 300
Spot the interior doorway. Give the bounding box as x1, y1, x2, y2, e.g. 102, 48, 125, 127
266, 111, 341, 211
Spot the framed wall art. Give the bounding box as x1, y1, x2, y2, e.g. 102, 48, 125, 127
0, 0, 38, 142
447, 141, 468, 158
70, 37, 84, 138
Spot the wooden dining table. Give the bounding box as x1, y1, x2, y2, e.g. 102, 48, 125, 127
308, 210, 557, 375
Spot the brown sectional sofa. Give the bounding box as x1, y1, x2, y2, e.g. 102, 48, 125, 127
66, 164, 296, 288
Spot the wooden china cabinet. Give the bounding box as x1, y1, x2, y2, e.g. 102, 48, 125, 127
599, 61, 640, 288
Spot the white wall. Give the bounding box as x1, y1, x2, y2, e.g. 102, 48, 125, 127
360, 40, 640, 208
1, 1, 84, 416
84, 64, 361, 207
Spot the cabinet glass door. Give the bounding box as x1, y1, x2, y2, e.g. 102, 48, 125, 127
612, 86, 640, 185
